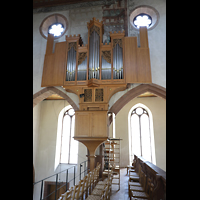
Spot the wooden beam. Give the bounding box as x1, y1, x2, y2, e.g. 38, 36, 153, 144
139, 26, 149, 48
45, 34, 54, 55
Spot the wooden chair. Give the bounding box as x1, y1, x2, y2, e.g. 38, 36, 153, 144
147, 177, 155, 200
91, 184, 107, 197
129, 164, 142, 182
93, 174, 112, 200
130, 172, 152, 200
83, 173, 90, 199
102, 185, 109, 200
95, 174, 110, 189
94, 165, 101, 185
85, 164, 104, 200
129, 170, 145, 198
79, 176, 87, 200
85, 190, 104, 200
91, 170, 96, 191
57, 187, 73, 200
72, 184, 79, 200
72, 178, 85, 200
105, 177, 112, 200
96, 173, 112, 186
129, 170, 139, 182
126, 165, 135, 175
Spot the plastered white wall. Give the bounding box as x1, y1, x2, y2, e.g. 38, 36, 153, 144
33, 99, 88, 200
34, 100, 87, 182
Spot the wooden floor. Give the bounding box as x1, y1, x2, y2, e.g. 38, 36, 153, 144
110, 168, 129, 200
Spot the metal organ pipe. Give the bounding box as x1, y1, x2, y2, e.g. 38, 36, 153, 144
89, 30, 100, 79
113, 44, 123, 79
66, 46, 76, 81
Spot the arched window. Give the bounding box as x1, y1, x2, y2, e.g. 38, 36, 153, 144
55, 106, 78, 170
129, 103, 156, 164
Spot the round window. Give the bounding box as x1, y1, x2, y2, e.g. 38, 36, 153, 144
39, 14, 68, 40
133, 13, 152, 28
48, 23, 64, 37
130, 5, 159, 31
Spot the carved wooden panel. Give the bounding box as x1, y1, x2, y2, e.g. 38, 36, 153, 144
102, 50, 111, 64
95, 89, 103, 102
84, 89, 92, 102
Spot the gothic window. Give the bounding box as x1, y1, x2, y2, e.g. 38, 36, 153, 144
130, 105, 155, 163
55, 106, 78, 169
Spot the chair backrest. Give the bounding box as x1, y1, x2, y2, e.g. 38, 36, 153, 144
138, 164, 142, 176
57, 186, 73, 200
72, 180, 82, 199
71, 184, 78, 199
103, 185, 109, 200
139, 170, 144, 185
91, 170, 95, 183
140, 170, 147, 191
80, 176, 86, 194
65, 187, 73, 200
143, 173, 148, 193
85, 174, 89, 188
147, 177, 154, 200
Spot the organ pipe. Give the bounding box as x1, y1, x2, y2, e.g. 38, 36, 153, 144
113, 43, 123, 79
66, 45, 76, 81
89, 30, 100, 79
65, 22, 124, 82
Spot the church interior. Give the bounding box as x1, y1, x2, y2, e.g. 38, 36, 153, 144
33, 0, 166, 199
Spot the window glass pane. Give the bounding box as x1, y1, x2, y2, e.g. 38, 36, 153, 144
136, 107, 143, 115
131, 114, 141, 156
141, 114, 151, 161
60, 115, 70, 163
48, 23, 64, 37
69, 116, 78, 163
68, 108, 75, 116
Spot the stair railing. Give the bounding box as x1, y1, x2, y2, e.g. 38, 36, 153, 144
33, 160, 88, 200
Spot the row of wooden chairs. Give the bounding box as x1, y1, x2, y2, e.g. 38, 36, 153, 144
86, 172, 113, 200
58, 164, 101, 200
128, 165, 154, 200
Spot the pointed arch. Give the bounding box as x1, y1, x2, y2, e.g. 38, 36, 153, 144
109, 83, 166, 115
33, 87, 79, 111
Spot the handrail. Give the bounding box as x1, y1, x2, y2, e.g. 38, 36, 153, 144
33, 160, 88, 200
33, 165, 75, 185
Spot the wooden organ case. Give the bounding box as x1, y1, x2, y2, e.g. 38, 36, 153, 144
41, 17, 152, 170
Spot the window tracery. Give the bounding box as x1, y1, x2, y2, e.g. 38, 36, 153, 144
130, 106, 153, 162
